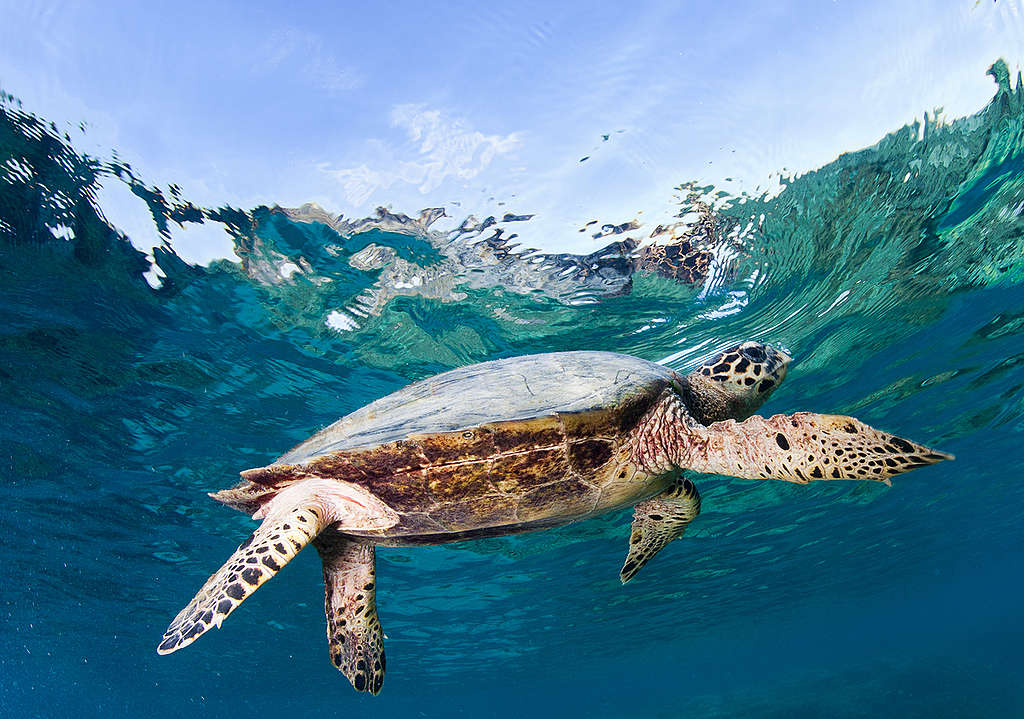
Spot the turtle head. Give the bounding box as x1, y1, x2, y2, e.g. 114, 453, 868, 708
683, 341, 791, 424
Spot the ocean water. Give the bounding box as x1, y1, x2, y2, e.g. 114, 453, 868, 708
2, 62, 1024, 719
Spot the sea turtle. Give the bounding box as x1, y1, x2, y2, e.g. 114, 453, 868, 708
158, 343, 951, 694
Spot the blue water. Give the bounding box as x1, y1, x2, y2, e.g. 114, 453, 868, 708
2, 65, 1024, 718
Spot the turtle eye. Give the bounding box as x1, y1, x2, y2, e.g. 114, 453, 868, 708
741, 345, 767, 363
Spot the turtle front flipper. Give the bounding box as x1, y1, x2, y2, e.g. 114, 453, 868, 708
620, 477, 701, 583
158, 478, 397, 656
679, 412, 953, 484
314, 532, 385, 695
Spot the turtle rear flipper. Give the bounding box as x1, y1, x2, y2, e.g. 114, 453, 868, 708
314, 533, 386, 694
158, 478, 397, 655
680, 412, 953, 484
620, 477, 701, 583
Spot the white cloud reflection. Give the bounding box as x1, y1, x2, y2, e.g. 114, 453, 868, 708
261, 28, 364, 93
327, 104, 521, 206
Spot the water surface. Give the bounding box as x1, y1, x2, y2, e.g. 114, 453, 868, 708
1, 64, 1023, 718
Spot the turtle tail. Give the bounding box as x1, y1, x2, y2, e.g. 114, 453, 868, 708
158, 502, 329, 654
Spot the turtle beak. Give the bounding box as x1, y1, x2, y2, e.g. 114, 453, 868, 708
758, 345, 790, 390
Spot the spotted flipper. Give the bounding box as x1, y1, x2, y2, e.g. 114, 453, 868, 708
680, 412, 953, 484
157, 502, 328, 655
315, 533, 385, 694
159, 478, 398, 657
620, 477, 701, 583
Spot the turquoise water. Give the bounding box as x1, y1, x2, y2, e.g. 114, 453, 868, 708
2, 64, 1024, 717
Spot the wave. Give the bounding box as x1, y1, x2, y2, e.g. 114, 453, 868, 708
1, 61, 1022, 388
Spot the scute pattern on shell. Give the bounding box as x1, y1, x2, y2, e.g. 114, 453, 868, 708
275, 351, 682, 465
242, 384, 672, 538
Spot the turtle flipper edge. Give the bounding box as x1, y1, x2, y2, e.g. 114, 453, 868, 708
680, 412, 953, 484
620, 477, 701, 583
314, 533, 386, 694
157, 502, 329, 655
158, 478, 397, 656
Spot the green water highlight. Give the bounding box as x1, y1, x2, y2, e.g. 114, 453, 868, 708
1, 63, 1023, 717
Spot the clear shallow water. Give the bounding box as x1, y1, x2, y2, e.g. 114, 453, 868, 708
2, 65, 1024, 717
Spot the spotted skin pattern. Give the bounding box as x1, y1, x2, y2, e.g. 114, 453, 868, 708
158, 343, 953, 695
700, 341, 787, 391
157, 505, 326, 655
684, 341, 791, 425
617, 349, 949, 582
241, 404, 663, 542
315, 534, 385, 694
674, 410, 953, 484
616, 342, 785, 583
620, 477, 701, 583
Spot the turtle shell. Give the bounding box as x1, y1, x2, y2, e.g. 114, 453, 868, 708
237, 352, 684, 542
